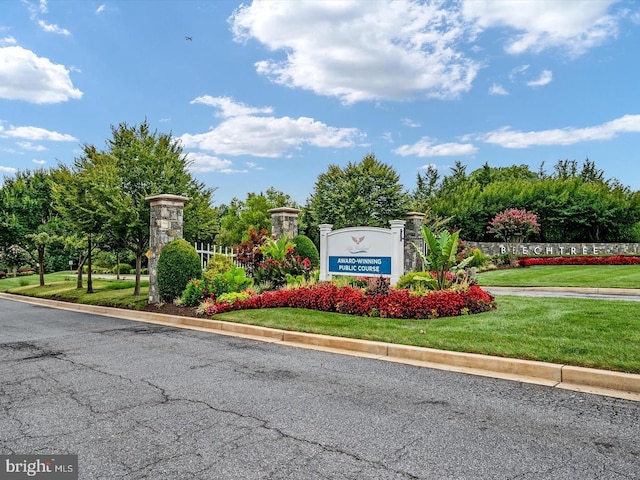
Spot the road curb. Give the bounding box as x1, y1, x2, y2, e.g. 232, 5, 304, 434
2, 292, 638, 401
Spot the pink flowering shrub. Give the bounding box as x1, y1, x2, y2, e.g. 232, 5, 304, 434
488, 208, 540, 242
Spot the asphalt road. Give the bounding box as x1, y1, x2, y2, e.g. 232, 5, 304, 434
1, 298, 639, 479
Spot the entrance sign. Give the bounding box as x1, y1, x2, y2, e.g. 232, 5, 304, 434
319, 221, 405, 285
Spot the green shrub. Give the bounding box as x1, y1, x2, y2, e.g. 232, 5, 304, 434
396, 271, 435, 292
216, 291, 251, 305
207, 275, 231, 298
181, 278, 210, 307
112, 263, 132, 274
157, 239, 202, 302
226, 264, 253, 291
205, 254, 234, 276
292, 234, 320, 267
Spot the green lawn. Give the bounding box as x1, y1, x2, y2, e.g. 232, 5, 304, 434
1, 273, 148, 309
477, 265, 640, 288
1, 268, 639, 373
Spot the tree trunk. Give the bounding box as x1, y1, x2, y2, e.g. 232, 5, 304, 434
134, 252, 142, 296
87, 235, 94, 294
76, 252, 84, 289
37, 247, 45, 287
116, 251, 121, 280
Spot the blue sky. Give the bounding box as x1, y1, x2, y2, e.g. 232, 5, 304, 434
1, 0, 640, 206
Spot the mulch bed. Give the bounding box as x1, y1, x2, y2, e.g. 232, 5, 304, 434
140, 303, 201, 318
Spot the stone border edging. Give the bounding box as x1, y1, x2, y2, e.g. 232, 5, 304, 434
1, 292, 638, 402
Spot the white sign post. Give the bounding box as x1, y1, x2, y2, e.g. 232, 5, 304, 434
319, 221, 405, 286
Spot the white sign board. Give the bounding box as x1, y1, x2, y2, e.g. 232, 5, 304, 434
319, 222, 405, 285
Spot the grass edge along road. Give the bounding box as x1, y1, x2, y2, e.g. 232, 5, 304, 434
1, 269, 639, 374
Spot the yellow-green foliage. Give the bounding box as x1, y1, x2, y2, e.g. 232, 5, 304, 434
204, 254, 234, 278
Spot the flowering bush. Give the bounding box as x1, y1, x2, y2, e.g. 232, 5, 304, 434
205, 283, 494, 320
487, 208, 540, 241
488, 208, 540, 266
518, 255, 640, 267
181, 278, 213, 307
254, 253, 313, 289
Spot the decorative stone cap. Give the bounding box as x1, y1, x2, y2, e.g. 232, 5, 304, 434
145, 194, 190, 206
404, 211, 425, 219
268, 207, 301, 215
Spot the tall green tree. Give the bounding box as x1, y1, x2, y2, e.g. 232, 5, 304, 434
216, 187, 299, 247
309, 153, 409, 230
0, 169, 62, 286
73, 120, 217, 296
423, 160, 640, 243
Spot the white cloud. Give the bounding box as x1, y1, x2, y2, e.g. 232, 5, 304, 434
245, 161, 264, 171
462, 0, 620, 56
96, 4, 106, 14
39, 0, 48, 14
185, 152, 242, 174
401, 118, 421, 128
230, 0, 479, 104
526, 69, 552, 87
182, 98, 365, 158
0, 165, 18, 174
509, 64, 529, 81
394, 137, 478, 157
1, 125, 77, 142
16, 141, 47, 151
182, 114, 364, 158
1, 37, 17, 46
489, 83, 508, 95
37, 20, 70, 36
419, 163, 437, 170
0, 46, 83, 103
382, 132, 393, 143
479, 114, 640, 148
191, 96, 273, 118
32, 159, 46, 165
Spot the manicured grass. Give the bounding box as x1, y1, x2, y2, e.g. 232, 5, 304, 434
3, 275, 148, 309
0, 271, 76, 292
215, 296, 640, 373
477, 265, 640, 288
2, 269, 639, 373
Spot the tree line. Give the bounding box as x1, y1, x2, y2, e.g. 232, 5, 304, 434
2, 120, 639, 293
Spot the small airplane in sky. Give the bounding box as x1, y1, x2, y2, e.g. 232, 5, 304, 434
185, 36, 192, 41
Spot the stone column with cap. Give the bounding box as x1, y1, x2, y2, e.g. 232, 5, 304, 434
146, 194, 189, 304
404, 212, 425, 273
268, 207, 301, 239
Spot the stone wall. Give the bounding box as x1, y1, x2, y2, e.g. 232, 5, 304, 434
404, 212, 425, 273
269, 207, 300, 239
146, 194, 189, 304
467, 241, 640, 257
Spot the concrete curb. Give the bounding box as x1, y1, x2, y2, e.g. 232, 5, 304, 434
2, 292, 639, 402
486, 286, 640, 296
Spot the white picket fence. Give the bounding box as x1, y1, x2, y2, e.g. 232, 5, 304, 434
194, 243, 236, 269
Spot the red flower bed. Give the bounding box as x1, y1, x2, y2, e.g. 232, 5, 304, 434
210, 283, 495, 320
518, 255, 640, 267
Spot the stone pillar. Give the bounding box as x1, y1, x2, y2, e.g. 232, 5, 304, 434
404, 212, 425, 273
318, 224, 333, 282
389, 220, 406, 286
146, 194, 189, 304
268, 207, 301, 239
